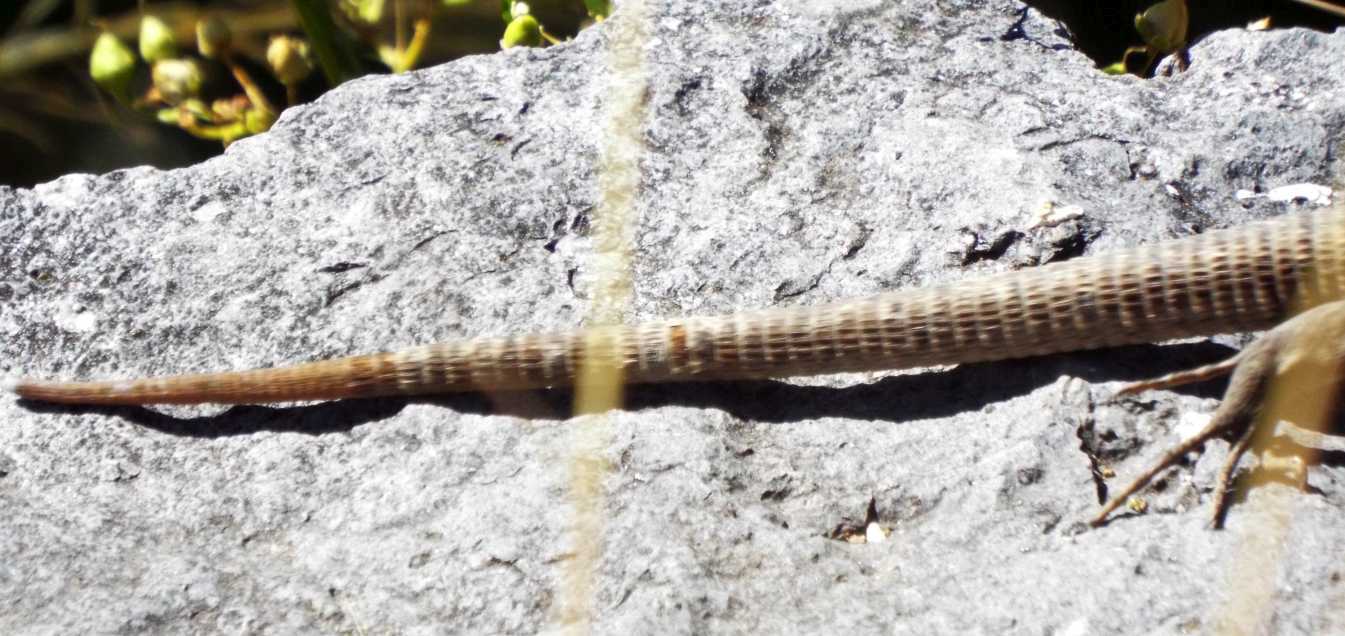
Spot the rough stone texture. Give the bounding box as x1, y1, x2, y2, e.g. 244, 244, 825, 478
2, 1, 1344, 633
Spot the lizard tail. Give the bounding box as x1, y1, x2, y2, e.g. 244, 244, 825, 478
3, 330, 621, 405
6, 354, 379, 403
4, 352, 439, 405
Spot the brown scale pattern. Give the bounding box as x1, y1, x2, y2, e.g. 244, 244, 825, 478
11, 208, 1345, 405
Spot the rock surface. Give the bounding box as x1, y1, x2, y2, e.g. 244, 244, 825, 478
3, 0, 1344, 633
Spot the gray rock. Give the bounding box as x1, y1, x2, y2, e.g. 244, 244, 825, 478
2, 1, 1343, 633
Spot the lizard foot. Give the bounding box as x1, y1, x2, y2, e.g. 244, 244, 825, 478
1092, 300, 1345, 529
1088, 395, 1256, 529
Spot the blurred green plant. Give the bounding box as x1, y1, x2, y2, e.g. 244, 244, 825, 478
1102, 0, 1345, 77
78, 0, 604, 147
1102, 0, 1189, 76
88, 31, 136, 101
88, 12, 278, 144
499, 0, 605, 48
0, 0, 611, 186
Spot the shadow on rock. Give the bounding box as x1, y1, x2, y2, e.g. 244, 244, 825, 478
18, 395, 409, 437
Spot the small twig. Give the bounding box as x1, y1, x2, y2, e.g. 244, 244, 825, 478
1287, 0, 1345, 19
223, 54, 276, 116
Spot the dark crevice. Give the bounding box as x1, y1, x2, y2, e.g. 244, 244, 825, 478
997, 6, 1074, 52
317, 262, 367, 274
1023, 0, 1345, 76
959, 229, 1024, 266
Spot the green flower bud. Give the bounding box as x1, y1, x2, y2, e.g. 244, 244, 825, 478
139, 15, 178, 63
89, 32, 137, 100
244, 107, 277, 134
1101, 60, 1129, 76
179, 98, 211, 121
500, 14, 542, 49
355, 0, 385, 24
151, 58, 204, 104
583, 0, 610, 20
196, 16, 232, 59
266, 35, 314, 87
1134, 0, 1188, 54
155, 107, 180, 125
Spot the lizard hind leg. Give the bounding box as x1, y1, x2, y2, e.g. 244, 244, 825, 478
1090, 335, 1276, 527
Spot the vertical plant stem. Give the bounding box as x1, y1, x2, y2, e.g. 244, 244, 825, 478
557, 0, 650, 632
289, 0, 361, 86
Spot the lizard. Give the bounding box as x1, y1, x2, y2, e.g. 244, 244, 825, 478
5, 205, 1345, 527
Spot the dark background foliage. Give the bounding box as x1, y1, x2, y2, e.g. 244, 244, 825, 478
0, 0, 1340, 189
